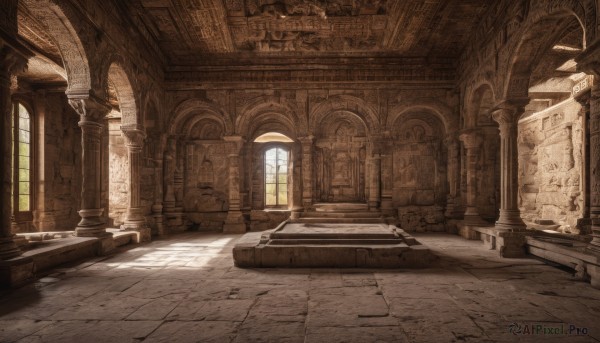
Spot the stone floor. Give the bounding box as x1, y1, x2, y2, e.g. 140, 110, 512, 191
1, 232, 600, 342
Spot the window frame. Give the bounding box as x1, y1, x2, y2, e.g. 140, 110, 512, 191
263, 145, 289, 209
12, 100, 34, 222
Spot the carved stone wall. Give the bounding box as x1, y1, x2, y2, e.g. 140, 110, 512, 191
182, 142, 231, 230
41, 93, 81, 231
518, 99, 584, 232
165, 88, 457, 232
392, 113, 447, 232
106, 118, 128, 227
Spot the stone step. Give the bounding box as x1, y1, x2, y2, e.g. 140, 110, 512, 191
293, 217, 385, 224
313, 203, 369, 212
301, 211, 382, 218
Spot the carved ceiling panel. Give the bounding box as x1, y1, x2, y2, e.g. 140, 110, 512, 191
134, 0, 490, 64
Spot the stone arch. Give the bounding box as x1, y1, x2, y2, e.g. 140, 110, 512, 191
169, 99, 233, 136
21, 0, 91, 93
467, 83, 496, 128
391, 111, 446, 140
237, 97, 306, 138
503, 4, 587, 100
387, 101, 455, 134
315, 110, 368, 139
107, 60, 139, 127
246, 112, 298, 142
310, 95, 379, 136
187, 118, 225, 140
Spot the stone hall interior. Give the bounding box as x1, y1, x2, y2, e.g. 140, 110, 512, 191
1, 0, 600, 341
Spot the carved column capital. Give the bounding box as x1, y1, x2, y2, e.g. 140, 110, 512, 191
121, 125, 146, 149
491, 100, 527, 138
67, 91, 112, 123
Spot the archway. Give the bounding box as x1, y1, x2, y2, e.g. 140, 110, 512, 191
104, 62, 147, 238
314, 110, 369, 203
502, 9, 588, 232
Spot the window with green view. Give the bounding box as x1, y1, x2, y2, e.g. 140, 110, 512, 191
265, 147, 288, 207
14, 103, 31, 212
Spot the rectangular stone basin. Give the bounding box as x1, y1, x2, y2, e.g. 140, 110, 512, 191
233, 222, 435, 268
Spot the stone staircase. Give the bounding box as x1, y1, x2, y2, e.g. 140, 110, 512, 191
293, 203, 385, 224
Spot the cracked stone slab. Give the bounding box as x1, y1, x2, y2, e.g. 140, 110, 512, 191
16, 320, 161, 343
145, 321, 238, 343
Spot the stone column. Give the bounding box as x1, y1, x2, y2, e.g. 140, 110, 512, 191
223, 136, 246, 233
151, 135, 165, 236
290, 142, 303, 219
580, 79, 599, 252
67, 93, 114, 245
491, 103, 526, 231
368, 154, 381, 211
576, 38, 600, 286
121, 125, 150, 242
445, 134, 461, 218
459, 130, 484, 225
163, 137, 176, 209
380, 138, 394, 216
0, 45, 28, 260
299, 136, 314, 210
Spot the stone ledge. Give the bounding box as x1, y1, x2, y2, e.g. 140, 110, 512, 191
526, 236, 600, 289
457, 222, 529, 258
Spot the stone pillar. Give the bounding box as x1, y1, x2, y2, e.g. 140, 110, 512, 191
0, 45, 27, 260
491, 103, 526, 231
32, 90, 52, 231
459, 130, 484, 225
368, 154, 381, 211
67, 94, 113, 245
576, 38, 600, 286
581, 79, 600, 251
290, 142, 303, 219
299, 136, 314, 210
152, 135, 165, 236
223, 136, 246, 233
121, 125, 150, 242
380, 138, 394, 216
163, 137, 176, 209
574, 90, 591, 234
445, 134, 461, 218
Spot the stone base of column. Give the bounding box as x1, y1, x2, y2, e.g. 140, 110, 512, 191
496, 229, 528, 258
445, 197, 464, 219
223, 211, 246, 234
121, 222, 151, 243
0, 237, 22, 260
76, 208, 107, 238
495, 209, 526, 231
368, 200, 379, 212
587, 225, 600, 254
0, 255, 34, 288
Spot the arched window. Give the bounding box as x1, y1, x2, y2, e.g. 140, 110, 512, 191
12, 102, 33, 219
265, 147, 288, 207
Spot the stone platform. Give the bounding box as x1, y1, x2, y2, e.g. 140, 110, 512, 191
233, 221, 435, 268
